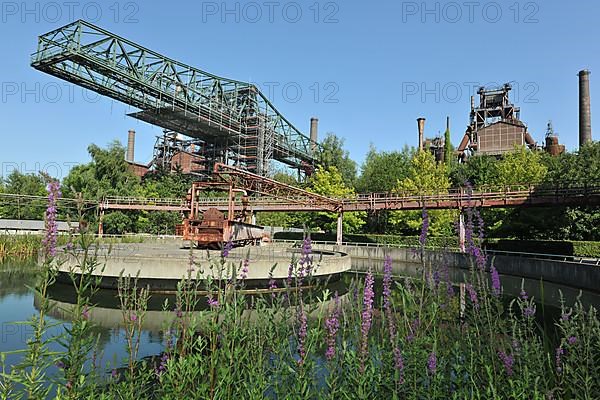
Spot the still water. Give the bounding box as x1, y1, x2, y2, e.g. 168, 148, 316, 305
1, 258, 600, 376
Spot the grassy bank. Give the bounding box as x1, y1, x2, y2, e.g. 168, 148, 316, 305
0, 234, 147, 259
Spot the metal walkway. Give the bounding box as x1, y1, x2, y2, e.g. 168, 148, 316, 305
99, 185, 600, 213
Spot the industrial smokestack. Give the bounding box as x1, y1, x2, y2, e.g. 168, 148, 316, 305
417, 117, 426, 151
310, 117, 318, 152
127, 129, 135, 162
578, 70, 592, 148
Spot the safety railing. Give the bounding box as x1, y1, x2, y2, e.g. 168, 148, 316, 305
272, 239, 600, 266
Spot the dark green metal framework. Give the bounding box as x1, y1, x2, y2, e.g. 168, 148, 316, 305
31, 20, 318, 177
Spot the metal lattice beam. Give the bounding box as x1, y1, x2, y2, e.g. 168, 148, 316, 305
31, 20, 319, 174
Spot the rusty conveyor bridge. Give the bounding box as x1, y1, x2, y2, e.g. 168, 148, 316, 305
99, 185, 600, 213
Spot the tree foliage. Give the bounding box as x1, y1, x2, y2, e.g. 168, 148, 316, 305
389, 151, 456, 236
306, 166, 365, 234
0, 170, 48, 219
444, 125, 453, 165
395, 150, 450, 194
495, 145, 548, 187
318, 133, 357, 188
63, 141, 140, 199
356, 145, 412, 193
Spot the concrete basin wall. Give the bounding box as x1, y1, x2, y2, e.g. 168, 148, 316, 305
307, 243, 600, 293
58, 243, 351, 284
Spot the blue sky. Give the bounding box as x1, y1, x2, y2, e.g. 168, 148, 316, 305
0, 0, 598, 180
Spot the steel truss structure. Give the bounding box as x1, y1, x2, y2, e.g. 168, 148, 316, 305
31, 20, 318, 177
98, 185, 600, 213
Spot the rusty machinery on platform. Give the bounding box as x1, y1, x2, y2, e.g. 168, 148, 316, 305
177, 163, 341, 247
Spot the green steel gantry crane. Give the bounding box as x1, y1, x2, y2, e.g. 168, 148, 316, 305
31, 20, 319, 177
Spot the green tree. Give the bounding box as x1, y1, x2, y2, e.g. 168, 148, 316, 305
450, 155, 498, 187
306, 166, 365, 234
390, 151, 456, 236
497, 142, 600, 240
63, 141, 140, 200
318, 133, 357, 188
496, 146, 548, 187
101, 211, 134, 234
1, 171, 48, 219
63, 141, 141, 233
395, 151, 450, 194
444, 123, 453, 166
356, 145, 413, 233
356, 145, 413, 193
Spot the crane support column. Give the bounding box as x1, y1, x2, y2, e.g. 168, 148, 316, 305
98, 208, 104, 238
458, 211, 465, 252
336, 212, 343, 246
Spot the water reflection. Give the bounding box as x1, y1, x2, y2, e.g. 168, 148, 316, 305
2, 257, 599, 377
41, 278, 349, 331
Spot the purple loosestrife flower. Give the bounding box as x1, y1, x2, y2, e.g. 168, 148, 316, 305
207, 296, 219, 308
129, 313, 137, 322
393, 347, 405, 384
498, 351, 514, 376
490, 266, 501, 296
297, 305, 308, 365
324, 293, 340, 361
222, 239, 233, 258
406, 318, 420, 342
42, 181, 62, 258
466, 284, 479, 310
155, 353, 169, 376
419, 208, 429, 247
268, 271, 277, 297
523, 305, 536, 319
382, 256, 393, 310
474, 207, 486, 244
431, 269, 441, 290
111, 369, 118, 379
568, 336, 577, 345
287, 262, 294, 288
240, 258, 249, 281
520, 290, 528, 300
359, 270, 375, 372
561, 310, 572, 321
302, 237, 313, 265
440, 263, 454, 297
427, 352, 437, 375
81, 306, 90, 320
382, 256, 403, 379
174, 306, 183, 319
555, 346, 564, 373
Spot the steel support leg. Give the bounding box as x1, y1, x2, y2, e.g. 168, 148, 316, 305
336, 212, 343, 246
98, 208, 104, 238
459, 210, 465, 252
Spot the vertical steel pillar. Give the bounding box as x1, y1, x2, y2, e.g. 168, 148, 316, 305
458, 210, 465, 252
98, 208, 104, 238
336, 212, 343, 246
